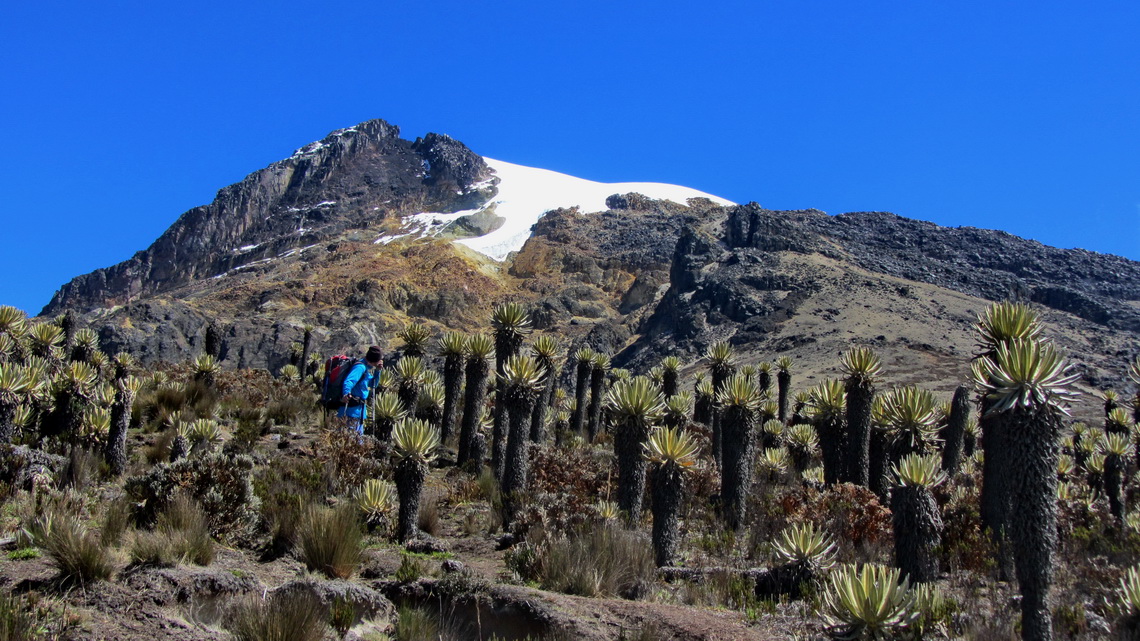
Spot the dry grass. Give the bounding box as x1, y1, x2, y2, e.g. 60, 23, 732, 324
296, 504, 363, 579
225, 591, 327, 641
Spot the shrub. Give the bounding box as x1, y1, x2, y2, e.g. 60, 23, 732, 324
225, 590, 327, 641
124, 451, 261, 542
394, 555, 427, 583
296, 504, 363, 579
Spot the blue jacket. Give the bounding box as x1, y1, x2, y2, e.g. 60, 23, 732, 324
337, 361, 376, 420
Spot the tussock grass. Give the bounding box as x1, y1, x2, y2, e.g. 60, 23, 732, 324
129, 494, 214, 566
507, 523, 654, 598
225, 591, 327, 641
30, 509, 114, 585
296, 504, 363, 579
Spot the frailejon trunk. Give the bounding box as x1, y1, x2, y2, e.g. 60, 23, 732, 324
1005, 407, 1061, 641
397, 381, 420, 424
842, 377, 873, 486
105, 383, 135, 476
777, 370, 791, 423
492, 334, 524, 482
651, 462, 684, 567
662, 370, 679, 398
816, 416, 845, 486
1107, 453, 1126, 524
587, 367, 605, 443
891, 485, 943, 583
502, 391, 536, 530
394, 458, 426, 543
710, 366, 733, 468
170, 435, 189, 462
441, 353, 464, 444
721, 404, 757, 530
868, 426, 890, 501
941, 385, 970, 475
571, 360, 590, 435
529, 361, 555, 443
458, 357, 489, 468
0, 402, 15, 444
980, 406, 1015, 581
614, 417, 650, 525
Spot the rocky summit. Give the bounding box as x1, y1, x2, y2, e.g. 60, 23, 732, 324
43, 119, 1140, 416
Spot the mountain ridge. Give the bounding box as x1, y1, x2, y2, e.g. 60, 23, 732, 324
36, 119, 1140, 417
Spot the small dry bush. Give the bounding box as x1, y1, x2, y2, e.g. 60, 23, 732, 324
254, 457, 323, 558
506, 523, 655, 599
524, 444, 614, 534
770, 483, 892, 563
418, 491, 442, 537
124, 451, 260, 542
308, 427, 382, 495
30, 507, 114, 585
130, 494, 214, 567
296, 504, 363, 579
225, 590, 327, 641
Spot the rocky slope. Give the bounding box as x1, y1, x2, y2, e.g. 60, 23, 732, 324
40, 119, 1140, 414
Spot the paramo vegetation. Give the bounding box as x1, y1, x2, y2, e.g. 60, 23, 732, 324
0, 300, 1139, 641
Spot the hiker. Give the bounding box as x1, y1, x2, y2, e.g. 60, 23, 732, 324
337, 345, 384, 431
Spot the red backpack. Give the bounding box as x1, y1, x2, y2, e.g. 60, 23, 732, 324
320, 355, 360, 409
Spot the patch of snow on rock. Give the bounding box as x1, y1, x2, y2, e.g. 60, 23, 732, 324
455, 158, 734, 261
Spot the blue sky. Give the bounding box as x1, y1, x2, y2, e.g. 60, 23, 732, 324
2, 1, 1137, 315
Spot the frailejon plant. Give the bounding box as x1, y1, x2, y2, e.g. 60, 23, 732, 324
607, 376, 664, 526
644, 426, 699, 566
392, 418, 440, 542
397, 322, 431, 358
586, 352, 610, 444
499, 355, 544, 530
810, 379, 847, 486
356, 479, 396, 530
757, 521, 837, 599
663, 392, 693, 429
105, 375, 141, 475
371, 392, 406, 442
940, 385, 971, 475
820, 563, 919, 640
529, 335, 560, 444
394, 356, 426, 422
891, 453, 946, 583
973, 336, 1079, 641
436, 332, 466, 445
705, 341, 736, 468
974, 301, 1044, 578
1104, 431, 1132, 524
491, 303, 531, 482
776, 356, 793, 423
718, 373, 761, 530
570, 347, 596, 437
786, 423, 819, 474
0, 363, 35, 444
841, 347, 882, 488
1114, 563, 1140, 640
660, 356, 682, 398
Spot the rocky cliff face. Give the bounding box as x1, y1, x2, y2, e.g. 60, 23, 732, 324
44, 121, 491, 315
619, 203, 1140, 404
